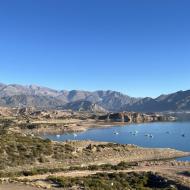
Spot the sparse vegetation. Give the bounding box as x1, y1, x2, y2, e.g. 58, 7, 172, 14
0, 117, 15, 132
0, 126, 188, 175
47, 172, 184, 190
88, 161, 138, 171
0, 161, 138, 178
179, 171, 190, 177
0, 131, 53, 169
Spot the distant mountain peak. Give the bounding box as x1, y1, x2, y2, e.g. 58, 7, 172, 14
0, 82, 190, 112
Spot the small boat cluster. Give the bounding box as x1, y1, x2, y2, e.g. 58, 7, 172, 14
130, 130, 153, 138
56, 133, 78, 139
114, 130, 154, 138
144, 134, 154, 138
113, 130, 186, 139
166, 131, 186, 137
55, 130, 186, 139
129, 130, 139, 136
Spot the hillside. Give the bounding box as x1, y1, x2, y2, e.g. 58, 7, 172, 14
0, 83, 140, 111
60, 100, 107, 112
124, 90, 190, 112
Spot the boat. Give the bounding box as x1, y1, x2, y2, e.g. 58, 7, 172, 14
145, 134, 154, 138
149, 134, 154, 138
56, 134, 60, 138
114, 131, 119, 135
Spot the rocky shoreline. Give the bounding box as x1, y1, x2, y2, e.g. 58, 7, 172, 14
0, 107, 177, 135
97, 112, 176, 123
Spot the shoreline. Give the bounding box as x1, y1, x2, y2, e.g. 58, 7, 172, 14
23, 120, 177, 136
34, 120, 190, 163
1, 124, 190, 189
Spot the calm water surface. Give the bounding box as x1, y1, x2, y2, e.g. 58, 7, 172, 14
44, 121, 190, 161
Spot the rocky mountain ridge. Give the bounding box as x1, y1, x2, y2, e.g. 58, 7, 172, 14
0, 83, 190, 112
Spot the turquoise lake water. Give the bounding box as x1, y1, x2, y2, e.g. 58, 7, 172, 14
44, 121, 190, 161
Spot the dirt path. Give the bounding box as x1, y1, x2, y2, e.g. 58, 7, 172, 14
12, 165, 190, 187
1, 165, 190, 189
0, 166, 190, 190
0, 184, 46, 190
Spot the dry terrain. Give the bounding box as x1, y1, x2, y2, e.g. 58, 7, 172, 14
0, 107, 190, 189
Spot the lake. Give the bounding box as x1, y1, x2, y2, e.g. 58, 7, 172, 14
44, 121, 190, 161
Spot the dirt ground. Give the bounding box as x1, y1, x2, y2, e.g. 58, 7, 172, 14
0, 184, 46, 190
1, 163, 190, 189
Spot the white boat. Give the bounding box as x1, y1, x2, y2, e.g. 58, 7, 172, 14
56, 134, 60, 138
149, 134, 154, 138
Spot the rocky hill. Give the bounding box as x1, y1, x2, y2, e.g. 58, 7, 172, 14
124, 90, 190, 112
0, 83, 139, 111
60, 100, 107, 112
0, 83, 190, 112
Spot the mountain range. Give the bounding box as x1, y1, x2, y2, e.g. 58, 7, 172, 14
0, 83, 190, 112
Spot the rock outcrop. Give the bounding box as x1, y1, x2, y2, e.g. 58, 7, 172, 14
98, 112, 176, 123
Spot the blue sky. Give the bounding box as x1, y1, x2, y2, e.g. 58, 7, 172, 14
0, 0, 189, 97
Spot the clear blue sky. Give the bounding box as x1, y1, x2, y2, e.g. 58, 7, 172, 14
0, 0, 189, 97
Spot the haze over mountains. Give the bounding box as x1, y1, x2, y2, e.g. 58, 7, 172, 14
0, 83, 190, 112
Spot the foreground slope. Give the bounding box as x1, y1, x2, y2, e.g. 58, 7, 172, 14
0, 130, 189, 173
0, 114, 190, 189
